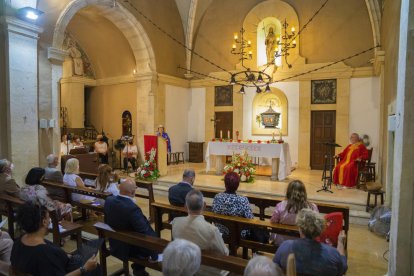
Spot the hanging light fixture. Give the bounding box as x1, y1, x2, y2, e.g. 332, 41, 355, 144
230, 28, 272, 94
274, 19, 297, 68
239, 86, 245, 94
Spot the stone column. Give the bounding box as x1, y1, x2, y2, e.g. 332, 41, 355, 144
48, 47, 67, 155
388, 0, 414, 274
0, 16, 43, 183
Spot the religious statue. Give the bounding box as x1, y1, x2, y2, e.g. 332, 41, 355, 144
122, 111, 132, 136
265, 27, 277, 64
67, 38, 84, 76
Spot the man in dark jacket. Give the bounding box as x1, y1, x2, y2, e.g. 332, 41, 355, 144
104, 179, 157, 276
168, 169, 195, 206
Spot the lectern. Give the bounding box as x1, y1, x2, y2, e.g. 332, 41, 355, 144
144, 135, 167, 176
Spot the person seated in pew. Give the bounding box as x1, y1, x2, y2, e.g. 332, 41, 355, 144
94, 134, 108, 164
63, 158, 95, 203
60, 134, 73, 156
104, 179, 157, 276
0, 159, 20, 211
44, 154, 63, 182
95, 164, 120, 197
244, 255, 282, 276
72, 136, 84, 148
10, 202, 99, 276
172, 189, 228, 275
333, 133, 369, 189
274, 208, 347, 276
212, 172, 254, 239
270, 180, 319, 245
162, 239, 201, 276
168, 168, 195, 207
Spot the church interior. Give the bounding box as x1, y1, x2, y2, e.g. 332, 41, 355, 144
0, 0, 413, 275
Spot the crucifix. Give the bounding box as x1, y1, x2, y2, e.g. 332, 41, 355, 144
210, 115, 220, 138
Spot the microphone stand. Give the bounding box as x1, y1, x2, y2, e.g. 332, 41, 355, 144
317, 142, 341, 193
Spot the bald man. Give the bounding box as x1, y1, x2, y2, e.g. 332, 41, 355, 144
104, 179, 157, 276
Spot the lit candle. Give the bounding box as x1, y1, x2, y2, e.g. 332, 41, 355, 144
220, 130, 223, 139
227, 130, 230, 139
232, 44, 236, 49
248, 50, 252, 55
247, 40, 251, 45
291, 26, 295, 33
277, 37, 280, 42
292, 40, 297, 46
234, 34, 238, 40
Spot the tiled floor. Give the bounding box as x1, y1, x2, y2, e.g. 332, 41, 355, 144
64, 193, 388, 276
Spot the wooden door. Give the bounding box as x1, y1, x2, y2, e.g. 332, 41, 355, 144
310, 111, 336, 170
215, 112, 233, 139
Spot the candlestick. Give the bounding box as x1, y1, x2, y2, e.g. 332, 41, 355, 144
227, 130, 230, 139
220, 130, 223, 139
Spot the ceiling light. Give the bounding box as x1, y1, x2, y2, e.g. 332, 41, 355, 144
17, 7, 44, 21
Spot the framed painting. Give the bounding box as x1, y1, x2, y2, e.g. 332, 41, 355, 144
214, 85, 233, 106
311, 79, 337, 104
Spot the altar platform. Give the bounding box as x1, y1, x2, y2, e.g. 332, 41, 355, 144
154, 162, 371, 224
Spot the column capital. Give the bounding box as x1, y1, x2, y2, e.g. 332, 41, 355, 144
1, 16, 43, 39
373, 50, 385, 76
48, 47, 68, 65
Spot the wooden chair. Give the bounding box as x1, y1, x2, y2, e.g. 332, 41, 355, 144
366, 190, 385, 212
286, 253, 297, 276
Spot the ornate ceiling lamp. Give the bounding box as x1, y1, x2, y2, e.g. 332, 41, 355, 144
230, 28, 272, 94
275, 19, 297, 68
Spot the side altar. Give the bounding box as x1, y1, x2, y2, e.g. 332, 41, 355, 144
205, 141, 292, 181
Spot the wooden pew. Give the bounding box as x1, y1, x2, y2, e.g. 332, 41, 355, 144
151, 202, 300, 258
41, 180, 109, 220
0, 193, 83, 248
199, 188, 350, 236
94, 222, 248, 276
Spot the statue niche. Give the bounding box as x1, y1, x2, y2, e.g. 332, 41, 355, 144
252, 88, 288, 136
122, 111, 132, 137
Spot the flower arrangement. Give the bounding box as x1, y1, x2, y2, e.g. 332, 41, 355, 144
136, 148, 160, 181
223, 151, 256, 183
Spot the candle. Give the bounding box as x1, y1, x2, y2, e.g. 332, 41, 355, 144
220, 130, 223, 139
227, 130, 230, 139
291, 26, 295, 33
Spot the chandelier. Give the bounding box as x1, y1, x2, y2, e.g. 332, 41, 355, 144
230, 28, 272, 94
275, 19, 297, 68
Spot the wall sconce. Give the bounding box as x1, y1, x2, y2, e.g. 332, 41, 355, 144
17, 7, 44, 21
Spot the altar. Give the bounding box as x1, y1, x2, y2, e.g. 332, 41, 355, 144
205, 141, 292, 181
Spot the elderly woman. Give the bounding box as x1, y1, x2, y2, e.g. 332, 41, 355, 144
63, 158, 95, 202
11, 202, 98, 276
274, 208, 347, 276
270, 180, 318, 245
0, 159, 20, 198
162, 239, 201, 276
212, 172, 254, 238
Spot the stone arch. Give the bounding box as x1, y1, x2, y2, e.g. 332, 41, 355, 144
243, 0, 305, 70
252, 87, 288, 136
52, 0, 156, 73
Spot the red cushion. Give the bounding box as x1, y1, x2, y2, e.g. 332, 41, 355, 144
317, 212, 343, 246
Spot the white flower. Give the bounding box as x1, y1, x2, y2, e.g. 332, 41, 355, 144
141, 170, 147, 176
150, 171, 154, 175
233, 168, 240, 174
240, 174, 247, 182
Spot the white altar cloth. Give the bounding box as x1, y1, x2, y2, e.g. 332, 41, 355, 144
205, 141, 292, 180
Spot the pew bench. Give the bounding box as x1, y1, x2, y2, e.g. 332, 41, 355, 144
0, 193, 83, 248
151, 202, 301, 258
94, 222, 248, 276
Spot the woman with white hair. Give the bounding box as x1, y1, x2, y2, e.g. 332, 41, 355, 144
0, 159, 20, 199
274, 208, 347, 276
244, 255, 282, 276
63, 158, 95, 202
162, 239, 201, 276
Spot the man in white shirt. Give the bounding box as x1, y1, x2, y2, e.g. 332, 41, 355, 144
94, 134, 108, 164
60, 134, 73, 156
122, 140, 138, 171
172, 189, 228, 275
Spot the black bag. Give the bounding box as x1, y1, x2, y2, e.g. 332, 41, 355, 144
246, 227, 270, 244
25, 167, 45, 185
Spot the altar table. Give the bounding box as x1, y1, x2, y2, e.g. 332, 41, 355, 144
205, 141, 292, 181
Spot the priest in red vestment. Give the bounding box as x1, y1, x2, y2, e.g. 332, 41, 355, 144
333, 133, 369, 188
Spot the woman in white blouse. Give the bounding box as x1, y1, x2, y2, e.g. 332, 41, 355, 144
63, 158, 95, 202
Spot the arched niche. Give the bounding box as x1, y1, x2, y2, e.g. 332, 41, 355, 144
242, 0, 305, 70
252, 88, 288, 136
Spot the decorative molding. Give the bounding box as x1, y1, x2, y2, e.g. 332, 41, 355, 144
365, 0, 381, 49
47, 47, 68, 65
60, 72, 156, 86
158, 74, 190, 87
373, 50, 385, 76
1, 16, 43, 39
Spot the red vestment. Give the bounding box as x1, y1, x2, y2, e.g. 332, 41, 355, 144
333, 142, 368, 187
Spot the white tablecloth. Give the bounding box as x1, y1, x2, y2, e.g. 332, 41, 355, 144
205, 141, 292, 180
